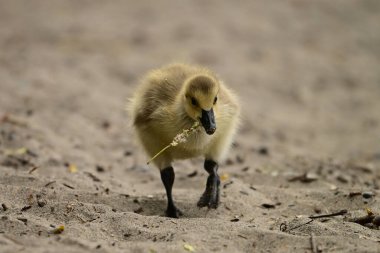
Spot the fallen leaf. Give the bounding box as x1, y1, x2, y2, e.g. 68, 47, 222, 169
220, 173, 229, 182
366, 208, 374, 216
184, 243, 195, 252
4, 147, 28, 156
52, 225, 65, 234
68, 164, 77, 173
15, 147, 28, 155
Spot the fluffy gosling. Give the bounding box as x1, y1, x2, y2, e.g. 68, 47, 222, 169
130, 63, 240, 218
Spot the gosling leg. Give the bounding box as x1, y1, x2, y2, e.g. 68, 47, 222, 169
197, 159, 220, 209
160, 166, 182, 218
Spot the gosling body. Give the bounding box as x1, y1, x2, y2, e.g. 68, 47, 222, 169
130, 63, 240, 218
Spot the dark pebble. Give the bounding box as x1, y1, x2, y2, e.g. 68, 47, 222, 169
96, 165, 105, 172
102, 120, 110, 129
236, 155, 244, 164
362, 192, 374, 199
225, 158, 234, 165
37, 200, 46, 207
336, 175, 349, 183
133, 207, 143, 214
242, 167, 250, 172
261, 203, 276, 209
21, 205, 32, 212
258, 147, 268, 155
124, 151, 132, 156
26, 109, 34, 116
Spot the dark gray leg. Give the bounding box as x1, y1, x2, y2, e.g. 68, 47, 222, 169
160, 166, 182, 218
197, 160, 220, 208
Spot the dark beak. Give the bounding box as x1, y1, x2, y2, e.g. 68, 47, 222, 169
200, 109, 216, 135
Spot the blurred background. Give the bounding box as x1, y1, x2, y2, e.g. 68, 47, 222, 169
1, 0, 379, 162
1, 1, 380, 252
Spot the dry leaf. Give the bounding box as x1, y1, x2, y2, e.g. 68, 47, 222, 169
68, 164, 77, 173
184, 243, 195, 252
4, 147, 28, 156
52, 225, 65, 234
220, 173, 229, 182
366, 208, 374, 216
16, 147, 28, 155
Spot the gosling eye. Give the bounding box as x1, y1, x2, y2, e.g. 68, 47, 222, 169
191, 97, 198, 106
213, 96, 218, 105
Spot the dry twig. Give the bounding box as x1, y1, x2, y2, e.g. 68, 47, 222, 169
309, 209, 347, 219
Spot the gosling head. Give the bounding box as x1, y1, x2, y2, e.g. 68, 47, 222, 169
183, 75, 219, 135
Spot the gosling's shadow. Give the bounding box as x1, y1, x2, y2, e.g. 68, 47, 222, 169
136, 197, 218, 218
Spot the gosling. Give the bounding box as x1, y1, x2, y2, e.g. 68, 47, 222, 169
130, 63, 240, 218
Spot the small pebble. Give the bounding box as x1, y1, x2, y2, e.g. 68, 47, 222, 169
261, 203, 276, 209
362, 192, 374, 199
124, 151, 132, 156
258, 147, 268, 155
236, 155, 244, 163
242, 166, 249, 172
21, 205, 32, 212
336, 175, 349, 183
101, 120, 110, 129
37, 200, 46, 207
96, 165, 105, 172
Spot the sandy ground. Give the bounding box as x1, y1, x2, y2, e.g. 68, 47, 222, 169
0, 0, 380, 252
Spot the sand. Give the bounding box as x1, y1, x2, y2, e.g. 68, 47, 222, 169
0, 0, 379, 252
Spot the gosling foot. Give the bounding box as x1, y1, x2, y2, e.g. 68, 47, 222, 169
166, 205, 183, 218
197, 159, 220, 209
197, 185, 220, 209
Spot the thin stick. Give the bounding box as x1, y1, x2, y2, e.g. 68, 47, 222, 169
147, 145, 171, 165
309, 209, 347, 219
28, 166, 39, 174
